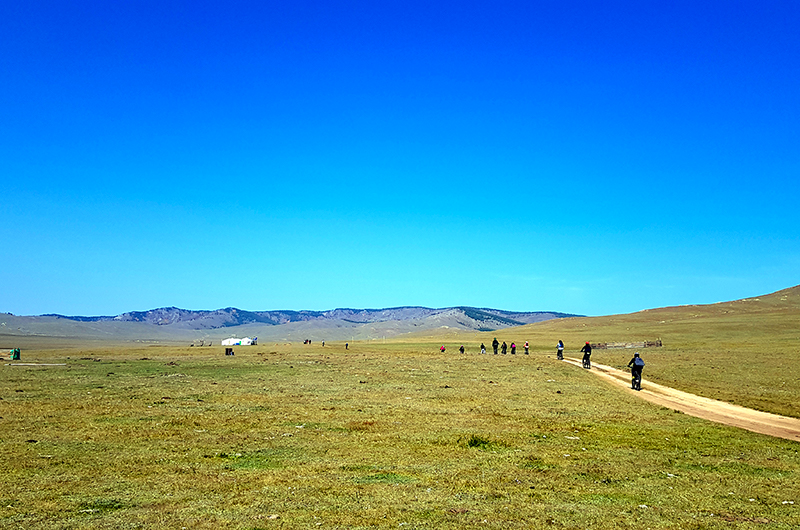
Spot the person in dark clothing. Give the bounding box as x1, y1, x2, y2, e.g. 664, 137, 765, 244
459, 345, 465, 354
501, 342, 508, 354
557, 340, 564, 360
627, 352, 645, 390
510, 342, 516, 355
580, 342, 592, 368
480, 343, 486, 354
492, 338, 499, 354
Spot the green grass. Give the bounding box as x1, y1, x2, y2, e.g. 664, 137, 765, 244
1, 342, 798, 529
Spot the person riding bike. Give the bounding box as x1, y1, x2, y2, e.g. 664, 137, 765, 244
556, 340, 564, 360
580, 342, 592, 368
627, 352, 645, 390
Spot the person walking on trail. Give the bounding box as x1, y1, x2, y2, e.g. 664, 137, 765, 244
524, 341, 529, 355
580, 342, 592, 368
510, 342, 516, 355
628, 352, 645, 390
501, 342, 508, 354
492, 338, 499, 355
557, 340, 564, 360
459, 345, 465, 354
480, 343, 486, 354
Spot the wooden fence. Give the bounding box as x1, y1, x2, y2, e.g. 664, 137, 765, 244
590, 340, 662, 349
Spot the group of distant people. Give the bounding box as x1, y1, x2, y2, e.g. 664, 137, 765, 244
446, 338, 557, 357
443, 338, 540, 356
440, 339, 646, 390
443, 339, 533, 355
484, 338, 530, 355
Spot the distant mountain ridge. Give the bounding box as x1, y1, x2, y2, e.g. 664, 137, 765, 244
6, 286, 798, 344
41, 306, 579, 331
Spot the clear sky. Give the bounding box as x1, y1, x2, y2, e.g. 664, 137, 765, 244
2, 1, 798, 317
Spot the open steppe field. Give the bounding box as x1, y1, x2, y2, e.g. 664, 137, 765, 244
2, 340, 798, 529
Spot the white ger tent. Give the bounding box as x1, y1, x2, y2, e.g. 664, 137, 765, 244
221, 337, 257, 346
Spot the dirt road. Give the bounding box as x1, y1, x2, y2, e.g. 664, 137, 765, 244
564, 357, 800, 442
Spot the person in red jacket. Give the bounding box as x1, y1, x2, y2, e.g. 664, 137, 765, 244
580, 342, 592, 368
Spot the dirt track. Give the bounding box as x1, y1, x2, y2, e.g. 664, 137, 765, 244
564, 357, 800, 442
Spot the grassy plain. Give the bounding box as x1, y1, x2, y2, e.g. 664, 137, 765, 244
1, 339, 799, 529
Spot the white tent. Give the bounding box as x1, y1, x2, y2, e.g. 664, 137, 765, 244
221, 337, 257, 346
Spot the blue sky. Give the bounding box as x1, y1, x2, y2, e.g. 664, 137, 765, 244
2, 1, 798, 317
